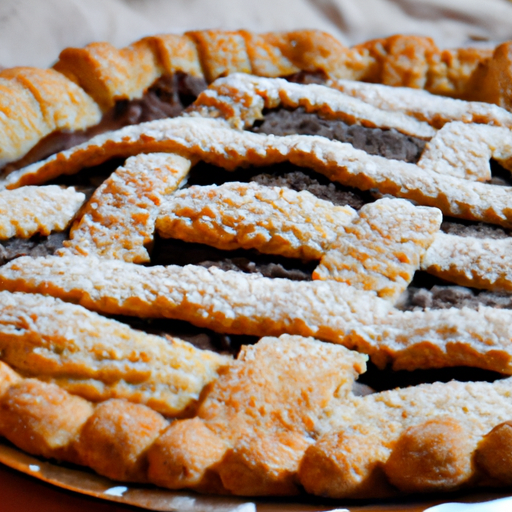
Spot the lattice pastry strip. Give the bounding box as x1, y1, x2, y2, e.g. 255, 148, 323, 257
6, 117, 512, 229
192, 74, 512, 182
422, 232, 512, 292
0, 291, 230, 416
417, 121, 512, 181
313, 198, 442, 300
157, 188, 439, 300
160, 179, 512, 294
156, 181, 357, 260
0, 185, 85, 239
189, 73, 436, 138
59, 153, 191, 263
156, 178, 512, 293
329, 78, 512, 129
3, 255, 512, 373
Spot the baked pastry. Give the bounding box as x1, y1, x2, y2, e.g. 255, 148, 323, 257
3, 30, 512, 504
1, 29, 511, 176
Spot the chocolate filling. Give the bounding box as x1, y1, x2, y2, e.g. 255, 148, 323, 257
252, 107, 427, 163
441, 219, 511, 239
151, 236, 315, 281
400, 282, 512, 312
0, 232, 68, 266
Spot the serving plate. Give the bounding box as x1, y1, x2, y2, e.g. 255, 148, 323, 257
0, 439, 510, 512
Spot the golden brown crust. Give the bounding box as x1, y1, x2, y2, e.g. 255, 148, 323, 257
6, 255, 512, 374
0, 376, 93, 463
53, 39, 162, 111
0, 30, 511, 171
459, 42, 512, 109
0, 68, 101, 168
144, 34, 203, 77
0, 336, 365, 495
75, 399, 168, 482
8, 117, 512, 229
5, 30, 512, 502
383, 418, 475, 493
147, 417, 228, 492
186, 30, 252, 83
298, 431, 393, 498
2, 337, 512, 498
475, 421, 512, 484
60, 153, 191, 262
0, 290, 230, 416
299, 378, 512, 498
147, 335, 365, 495
353, 35, 439, 88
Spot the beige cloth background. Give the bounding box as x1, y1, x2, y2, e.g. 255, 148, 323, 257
2, 0, 512, 68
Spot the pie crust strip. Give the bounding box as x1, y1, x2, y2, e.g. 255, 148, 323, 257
0, 185, 85, 239
158, 181, 512, 293
156, 181, 357, 260
313, 198, 442, 300
60, 153, 191, 263
0, 290, 230, 416
5, 117, 512, 228
3, 255, 512, 373
329, 77, 512, 129
157, 189, 440, 300
189, 73, 436, 138
422, 232, 512, 291
194, 75, 512, 182
0, 68, 101, 168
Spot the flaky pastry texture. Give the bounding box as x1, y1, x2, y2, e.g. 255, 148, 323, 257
2, 30, 512, 169
0, 185, 84, 239
7, 117, 512, 230
156, 181, 357, 260
0, 291, 230, 416
1, 334, 512, 497
3, 35, 512, 503
60, 153, 191, 262
4, 255, 512, 373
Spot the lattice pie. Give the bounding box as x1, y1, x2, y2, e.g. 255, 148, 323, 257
2, 30, 512, 500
